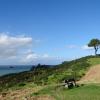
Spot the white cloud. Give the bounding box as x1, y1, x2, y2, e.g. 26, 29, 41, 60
0, 34, 33, 61
0, 34, 32, 49
81, 45, 93, 50
20, 52, 39, 63
66, 45, 77, 49
20, 50, 62, 65
0, 33, 64, 65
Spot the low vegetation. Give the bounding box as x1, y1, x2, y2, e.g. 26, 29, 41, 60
0, 55, 100, 99
0, 55, 100, 92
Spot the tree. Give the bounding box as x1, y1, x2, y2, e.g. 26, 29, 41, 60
88, 39, 100, 55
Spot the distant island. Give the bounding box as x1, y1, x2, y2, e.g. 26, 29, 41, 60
9, 66, 14, 68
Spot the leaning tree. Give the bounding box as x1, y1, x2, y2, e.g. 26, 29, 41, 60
88, 39, 100, 55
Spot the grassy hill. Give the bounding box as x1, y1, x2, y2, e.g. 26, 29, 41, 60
47, 55, 100, 84
1, 55, 100, 91
1, 55, 100, 99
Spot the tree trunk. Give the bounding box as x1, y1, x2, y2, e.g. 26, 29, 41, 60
94, 47, 98, 55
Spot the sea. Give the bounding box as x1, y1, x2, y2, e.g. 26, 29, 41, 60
0, 65, 33, 76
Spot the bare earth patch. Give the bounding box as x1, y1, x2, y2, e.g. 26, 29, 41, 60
79, 64, 100, 84
0, 85, 55, 100
0, 86, 43, 100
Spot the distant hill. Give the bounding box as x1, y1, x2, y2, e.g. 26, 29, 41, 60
1, 55, 100, 91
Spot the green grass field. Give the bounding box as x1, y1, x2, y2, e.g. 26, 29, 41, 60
88, 58, 100, 66
32, 84, 100, 100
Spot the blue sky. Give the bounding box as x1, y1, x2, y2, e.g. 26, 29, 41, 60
0, 0, 100, 65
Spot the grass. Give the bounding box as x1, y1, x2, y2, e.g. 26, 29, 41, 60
31, 84, 100, 100
55, 85, 100, 100
0, 82, 43, 100
88, 58, 100, 66
1, 82, 38, 93
1, 56, 100, 99
1, 55, 100, 91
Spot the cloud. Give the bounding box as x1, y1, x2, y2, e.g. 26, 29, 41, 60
0, 34, 32, 49
0, 33, 62, 65
81, 45, 93, 50
66, 45, 77, 49
20, 51, 62, 65
0, 34, 33, 60
20, 51, 39, 63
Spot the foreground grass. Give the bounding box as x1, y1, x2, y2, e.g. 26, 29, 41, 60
32, 84, 100, 100
0, 82, 43, 100
1, 83, 100, 100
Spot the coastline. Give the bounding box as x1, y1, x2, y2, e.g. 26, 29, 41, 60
0, 65, 32, 76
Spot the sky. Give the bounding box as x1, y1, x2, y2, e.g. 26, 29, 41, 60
0, 0, 100, 65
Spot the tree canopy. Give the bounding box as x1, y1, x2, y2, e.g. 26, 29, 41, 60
88, 39, 100, 55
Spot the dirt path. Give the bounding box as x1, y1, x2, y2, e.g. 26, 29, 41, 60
79, 64, 100, 84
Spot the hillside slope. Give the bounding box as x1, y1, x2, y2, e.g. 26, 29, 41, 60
1, 56, 100, 99
79, 64, 100, 83
1, 55, 100, 91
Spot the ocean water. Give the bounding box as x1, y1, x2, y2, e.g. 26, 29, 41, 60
0, 65, 32, 76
